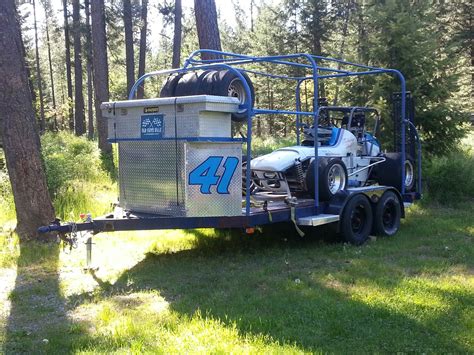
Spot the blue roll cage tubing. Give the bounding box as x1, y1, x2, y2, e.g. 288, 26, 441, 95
128, 49, 422, 217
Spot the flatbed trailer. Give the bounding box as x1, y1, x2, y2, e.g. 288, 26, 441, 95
38, 50, 422, 262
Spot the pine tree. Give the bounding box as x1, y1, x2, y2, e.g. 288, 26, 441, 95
194, 0, 222, 60
123, 0, 135, 94
0, 0, 55, 239
137, 0, 147, 99
72, 0, 85, 135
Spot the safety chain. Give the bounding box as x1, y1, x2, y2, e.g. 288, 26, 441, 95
57, 214, 92, 252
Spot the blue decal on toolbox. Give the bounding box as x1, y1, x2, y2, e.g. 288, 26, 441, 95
217, 157, 239, 194
189, 156, 239, 194
141, 114, 164, 138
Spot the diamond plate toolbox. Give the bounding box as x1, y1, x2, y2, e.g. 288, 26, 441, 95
185, 142, 242, 217
101, 95, 240, 140
118, 141, 242, 217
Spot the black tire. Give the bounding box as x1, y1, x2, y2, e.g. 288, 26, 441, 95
174, 72, 201, 96
159, 69, 255, 121
198, 69, 219, 95
242, 155, 256, 196
371, 152, 415, 192
340, 194, 373, 245
373, 190, 401, 236
210, 70, 255, 122
306, 158, 348, 201
159, 73, 184, 97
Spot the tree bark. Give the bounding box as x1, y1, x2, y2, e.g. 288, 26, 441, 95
137, 0, 147, 99
172, 0, 182, 68
72, 0, 85, 135
0, 0, 55, 239
63, 0, 74, 130
333, 1, 352, 106
123, 0, 135, 95
85, 0, 94, 139
194, 0, 222, 60
45, 24, 57, 130
91, 0, 111, 153
32, 0, 46, 132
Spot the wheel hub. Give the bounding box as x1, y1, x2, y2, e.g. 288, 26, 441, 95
328, 164, 346, 194
350, 205, 366, 233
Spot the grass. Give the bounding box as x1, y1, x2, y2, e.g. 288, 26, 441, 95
0, 132, 473, 352
0, 201, 472, 353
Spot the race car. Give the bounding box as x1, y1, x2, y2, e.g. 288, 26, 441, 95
249, 106, 415, 201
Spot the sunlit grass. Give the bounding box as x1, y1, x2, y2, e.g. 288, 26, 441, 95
0, 201, 472, 353
0, 134, 473, 352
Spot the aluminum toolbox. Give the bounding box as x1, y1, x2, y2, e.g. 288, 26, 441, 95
101, 95, 240, 140
117, 141, 242, 217
100, 95, 242, 217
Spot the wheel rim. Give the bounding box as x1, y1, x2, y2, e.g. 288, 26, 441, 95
228, 78, 247, 110
382, 199, 397, 230
405, 160, 414, 189
328, 164, 346, 195
350, 204, 367, 234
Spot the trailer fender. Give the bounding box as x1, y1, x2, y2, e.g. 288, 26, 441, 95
327, 186, 405, 232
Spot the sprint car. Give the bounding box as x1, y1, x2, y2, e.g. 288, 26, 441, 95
249, 106, 415, 201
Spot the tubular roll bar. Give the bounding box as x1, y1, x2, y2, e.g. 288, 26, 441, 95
128, 49, 422, 216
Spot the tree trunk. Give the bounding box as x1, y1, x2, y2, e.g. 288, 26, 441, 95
0, 0, 55, 239
123, 0, 135, 95
310, 1, 325, 99
32, 0, 46, 132
137, 0, 147, 99
45, 24, 57, 130
250, 0, 254, 32
63, 0, 74, 130
91, 0, 111, 153
85, 0, 94, 139
172, 0, 182, 68
72, 0, 85, 135
333, 2, 352, 106
194, 0, 222, 60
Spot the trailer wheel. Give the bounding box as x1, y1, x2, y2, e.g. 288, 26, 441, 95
372, 153, 415, 192
340, 194, 373, 245
211, 70, 255, 122
373, 190, 401, 236
306, 158, 347, 201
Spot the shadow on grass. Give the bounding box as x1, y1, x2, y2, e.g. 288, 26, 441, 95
3, 240, 74, 354
68, 217, 472, 352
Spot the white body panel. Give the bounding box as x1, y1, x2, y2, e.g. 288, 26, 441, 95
250, 129, 381, 192
250, 129, 358, 172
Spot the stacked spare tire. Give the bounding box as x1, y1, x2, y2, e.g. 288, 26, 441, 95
160, 70, 255, 122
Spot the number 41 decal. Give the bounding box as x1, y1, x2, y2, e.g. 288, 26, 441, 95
189, 156, 239, 194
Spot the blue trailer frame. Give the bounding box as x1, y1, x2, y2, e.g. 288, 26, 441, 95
39, 50, 422, 237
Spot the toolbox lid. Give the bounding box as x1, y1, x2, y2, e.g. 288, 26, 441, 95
101, 95, 240, 113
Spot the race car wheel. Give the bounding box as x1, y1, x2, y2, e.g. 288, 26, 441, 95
159, 69, 255, 122
373, 190, 401, 236
371, 152, 415, 192
210, 70, 255, 122
159, 73, 184, 97
173, 72, 201, 96
306, 158, 348, 201
242, 155, 256, 196
340, 194, 373, 245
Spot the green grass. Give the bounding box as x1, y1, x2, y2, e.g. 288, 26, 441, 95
0, 133, 473, 352
0, 201, 472, 353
